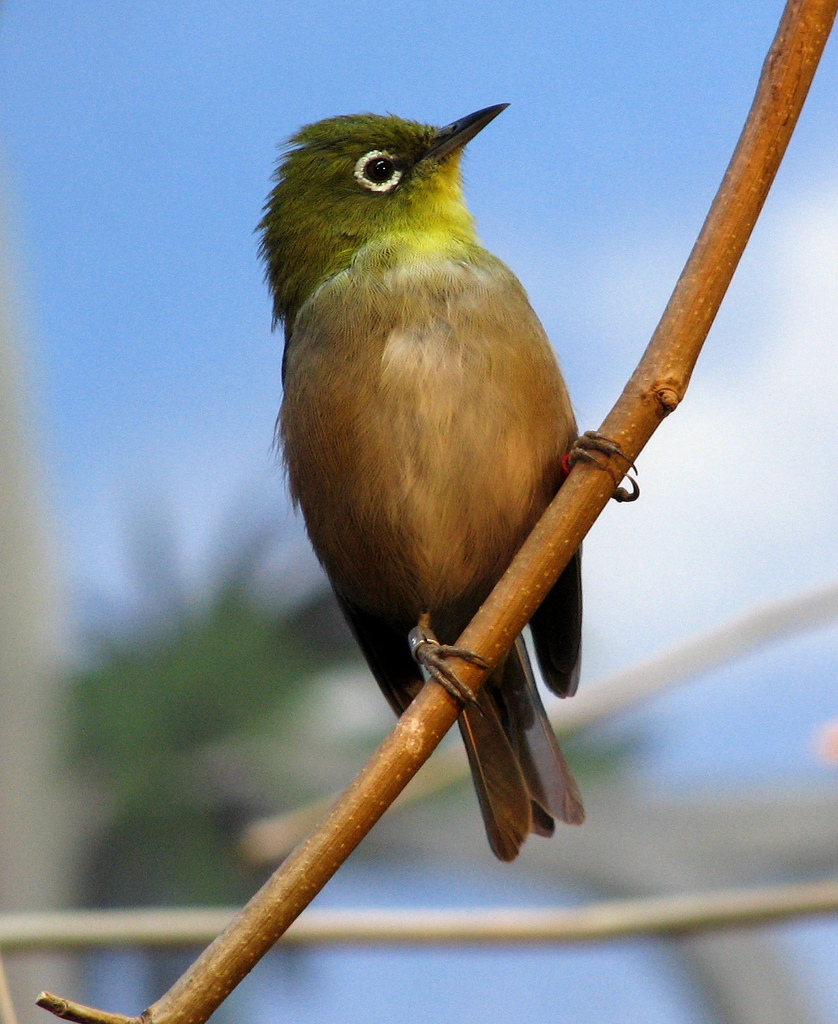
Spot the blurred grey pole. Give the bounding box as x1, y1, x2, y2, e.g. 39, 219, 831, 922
0, 189, 75, 1021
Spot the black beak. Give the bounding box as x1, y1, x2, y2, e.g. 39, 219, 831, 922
422, 103, 509, 163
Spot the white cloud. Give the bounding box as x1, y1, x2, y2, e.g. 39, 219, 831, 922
581, 183, 838, 678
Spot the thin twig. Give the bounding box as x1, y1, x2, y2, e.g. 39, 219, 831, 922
36, 4, 838, 1023
35, 996, 135, 1024
242, 578, 838, 865
9, 878, 838, 952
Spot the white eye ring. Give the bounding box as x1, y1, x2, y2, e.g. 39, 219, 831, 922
354, 150, 402, 193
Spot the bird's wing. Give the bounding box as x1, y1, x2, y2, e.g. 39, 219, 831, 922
333, 590, 424, 715
530, 547, 583, 697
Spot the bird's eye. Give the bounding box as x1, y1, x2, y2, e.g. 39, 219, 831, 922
354, 151, 402, 193
366, 157, 394, 182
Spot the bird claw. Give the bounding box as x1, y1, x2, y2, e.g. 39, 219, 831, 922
567, 430, 640, 503
408, 614, 487, 709
612, 475, 640, 503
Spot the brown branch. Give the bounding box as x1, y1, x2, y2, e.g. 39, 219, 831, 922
36, 3, 838, 1023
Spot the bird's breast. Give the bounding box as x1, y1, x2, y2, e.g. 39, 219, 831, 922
281, 256, 575, 632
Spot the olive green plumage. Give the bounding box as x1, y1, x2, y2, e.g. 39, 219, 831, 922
259, 113, 474, 331
259, 106, 584, 861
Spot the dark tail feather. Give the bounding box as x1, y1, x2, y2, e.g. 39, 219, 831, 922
458, 639, 584, 861
503, 638, 585, 827
458, 691, 532, 862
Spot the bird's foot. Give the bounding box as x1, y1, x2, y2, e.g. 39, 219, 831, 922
564, 430, 640, 502
408, 613, 487, 709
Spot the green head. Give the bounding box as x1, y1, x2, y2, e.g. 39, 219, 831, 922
258, 104, 508, 330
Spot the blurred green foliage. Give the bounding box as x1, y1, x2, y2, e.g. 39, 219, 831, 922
65, 520, 359, 907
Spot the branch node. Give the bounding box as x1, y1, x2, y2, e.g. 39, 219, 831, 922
654, 385, 681, 416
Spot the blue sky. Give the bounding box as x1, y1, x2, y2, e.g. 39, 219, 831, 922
2, 0, 838, 778
2, 0, 838, 759
3, 3, 838, 1021
2, 0, 833, 609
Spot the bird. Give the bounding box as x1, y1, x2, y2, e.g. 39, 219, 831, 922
259, 104, 585, 861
